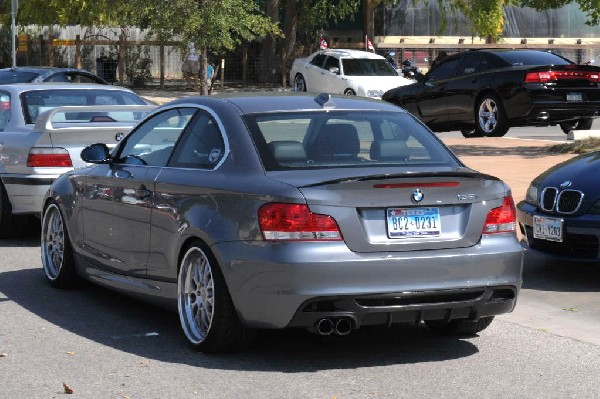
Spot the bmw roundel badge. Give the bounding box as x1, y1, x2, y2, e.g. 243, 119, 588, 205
411, 189, 424, 204
560, 180, 572, 188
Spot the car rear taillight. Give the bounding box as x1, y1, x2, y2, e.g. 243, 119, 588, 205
483, 196, 516, 234
525, 70, 600, 83
258, 203, 342, 241
27, 147, 73, 167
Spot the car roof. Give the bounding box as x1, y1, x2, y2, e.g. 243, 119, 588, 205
0, 82, 136, 94
167, 92, 404, 114
314, 49, 386, 60
0, 66, 91, 73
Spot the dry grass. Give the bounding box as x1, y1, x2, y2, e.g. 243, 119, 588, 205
548, 137, 600, 154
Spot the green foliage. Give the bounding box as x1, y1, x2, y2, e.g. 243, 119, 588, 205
124, 45, 153, 87
549, 137, 600, 154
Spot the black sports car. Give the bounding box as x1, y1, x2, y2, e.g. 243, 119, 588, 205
517, 151, 600, 263
382, 49, 600, 137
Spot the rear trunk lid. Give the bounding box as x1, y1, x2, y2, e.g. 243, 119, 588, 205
33, 105, 155, 168
269, 167, 510, 253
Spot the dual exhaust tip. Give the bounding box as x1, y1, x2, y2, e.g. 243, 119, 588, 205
315, 317, 353, 336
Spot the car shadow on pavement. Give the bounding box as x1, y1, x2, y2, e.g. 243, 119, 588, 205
521, 251, 600, 293
447, 145, 557, 159
0, 267, 481, 370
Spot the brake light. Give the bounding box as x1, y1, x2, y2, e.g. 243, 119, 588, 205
525, 70, 599, 83
258, 203, 342, 241
27, 147, 73, 167
483, 196, 516, 234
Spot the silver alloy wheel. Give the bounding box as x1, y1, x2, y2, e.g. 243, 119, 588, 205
478, 97, 499, 134
294, 75, 306, 92
41, 204, 65, 280
178, 246, 215, 345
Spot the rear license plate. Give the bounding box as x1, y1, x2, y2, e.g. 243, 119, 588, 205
387, 207, 441, 238
533, 215, 563, 242
566, 92, 582, 102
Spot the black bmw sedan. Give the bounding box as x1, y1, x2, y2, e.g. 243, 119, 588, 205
517, 151, 600, 263
382, 49, 600, 137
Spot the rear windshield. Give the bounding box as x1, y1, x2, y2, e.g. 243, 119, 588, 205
0, 71, 38, 84
244, 111, 458, 171
342, 59, 398, 76
22, 89, 146, 124
494, 51, 573, 66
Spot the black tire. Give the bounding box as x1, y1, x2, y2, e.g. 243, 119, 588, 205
474, 94, 509, 137
559, 118, 593, 134
0, 182, 16, 238
177, 241, 253, 353
344, 89, 356, 95
293, 74, 306, 92
460, 129, 483, 138
41, 202, 78, 288
426, 316, 495, 336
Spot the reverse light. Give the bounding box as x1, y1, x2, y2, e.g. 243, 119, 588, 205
27, 147, 73, 167
483, 196, 516, 234
258, 203, 342, 241
525, 70, 600, 83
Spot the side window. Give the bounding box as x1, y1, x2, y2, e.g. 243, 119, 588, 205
117, 108, 196, 167
0, 92, 10, 131
310, 54, 326, 68
323, 56, 340, 72
458, 54, 484, 76
45, 73, 70, 83
427, 58, 461, 82
169, 110, 225, 169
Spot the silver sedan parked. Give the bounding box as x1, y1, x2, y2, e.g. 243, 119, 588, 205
41, 93, 523, 353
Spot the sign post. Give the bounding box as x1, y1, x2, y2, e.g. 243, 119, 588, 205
11, 0, 18, 67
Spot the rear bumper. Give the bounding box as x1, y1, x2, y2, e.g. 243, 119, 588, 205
1, 174, 57, 214
212, 235, 523, 329
524, 102, 600, 125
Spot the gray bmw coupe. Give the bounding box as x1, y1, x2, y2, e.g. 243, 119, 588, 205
41, 93, 523, 353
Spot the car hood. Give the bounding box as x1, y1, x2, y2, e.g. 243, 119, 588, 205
534, 151, 600, 190
347, 75, 413, 90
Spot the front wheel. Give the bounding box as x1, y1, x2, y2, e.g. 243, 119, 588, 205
293, 74, 307, 92
474, 94, 509, 137
344, 89, 356, 95
177, 242, 253, 353
41, 202, 77, 288
426, 316, 495, 336
560, 118, 593, 134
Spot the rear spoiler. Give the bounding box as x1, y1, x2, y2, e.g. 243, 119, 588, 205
34, 105, 157, 132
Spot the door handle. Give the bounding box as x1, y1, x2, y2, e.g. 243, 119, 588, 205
113, 170, 131, 179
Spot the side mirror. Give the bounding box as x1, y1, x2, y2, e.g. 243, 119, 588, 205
329, 67, 340, 74
81, 143, 111, 164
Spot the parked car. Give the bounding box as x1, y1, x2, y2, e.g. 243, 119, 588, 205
0, 67, 108, 85
290, 49, 413, 98
517, 152, 600, 262
0, 83, 154, 237
41, 92, 523, 353
382, 49, 600, 137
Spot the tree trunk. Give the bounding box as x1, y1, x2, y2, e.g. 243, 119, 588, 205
282, 0, 298, 88
199, 48, 209, 96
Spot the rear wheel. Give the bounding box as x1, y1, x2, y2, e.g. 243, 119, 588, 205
344, 89, 356, 95
426, 316, 495, 336
0, 182, 14, 238
559, 118, 593, 134
293, 74, 306, 92
41, 202, 77, 288
177, 241, 253, 353
474, 94, 509, 137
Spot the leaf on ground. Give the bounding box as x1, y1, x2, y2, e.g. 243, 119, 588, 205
63, 382, 74, 394
563, 307, 578, 312
66, 352, 76, 356
0, 352, 7, 357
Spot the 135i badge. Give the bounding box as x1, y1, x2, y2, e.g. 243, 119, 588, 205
458, 193, 478, 201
